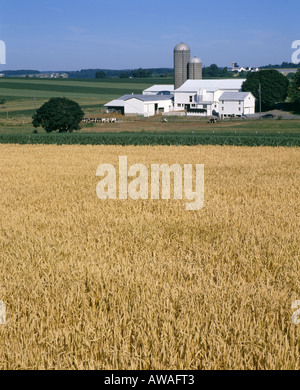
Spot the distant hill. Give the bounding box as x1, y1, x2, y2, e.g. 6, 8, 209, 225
260, 62, 300, 69
2, 62, 299, 80
67, 68, 174, 79
1, 70, 41, 76
0, 68, 174, 79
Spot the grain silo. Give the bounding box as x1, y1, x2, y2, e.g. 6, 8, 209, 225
188, 57, 202, 80
174, 42, 191, 90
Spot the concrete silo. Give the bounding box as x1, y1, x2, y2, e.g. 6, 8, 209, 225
174, 42, 191, 90
188, 57, 202, 80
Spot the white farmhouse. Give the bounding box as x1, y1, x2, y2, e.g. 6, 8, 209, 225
219, 92, 255, 117
104, 94, 173, 117
172, 79, 255, 117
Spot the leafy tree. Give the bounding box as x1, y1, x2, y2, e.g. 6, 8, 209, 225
286, 72, 296, 81
203, 64, 219, 77
242, 70, 289, 109
95, 71, 106, 79
288, 69, 300, 105
132, 68, 152, 78
119, 72, 130, 79
159, 72, 173, 78
203, 64, 233, 78
32, 97, 84, 133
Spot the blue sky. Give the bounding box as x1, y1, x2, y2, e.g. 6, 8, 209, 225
0, 0, 299, 70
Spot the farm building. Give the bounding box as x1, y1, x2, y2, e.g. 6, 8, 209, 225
104, 94, 173, 117
105, 79, 255, 118
143, 85, 174, 96
173, 78, 255, 117
218, 92, 255, 117
104, 42, 255, 118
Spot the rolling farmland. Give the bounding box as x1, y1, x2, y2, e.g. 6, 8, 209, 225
0, 77, 299, 147
0, 77, 171, 104
0, 77, 172, 129
0, 77, 172, 134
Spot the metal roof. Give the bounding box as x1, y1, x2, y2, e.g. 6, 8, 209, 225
175, 79, 246, 92
119, 94, 173, 102
143, 85, 174, 92
174, 42, 190, 51
104, 99, 125, 107
105, 94, 173, 107
219, 92, 252, 101
189, 57, 202, 64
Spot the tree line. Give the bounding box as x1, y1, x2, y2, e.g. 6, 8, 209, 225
96, 68, 174, 79
260, 62, 300, 69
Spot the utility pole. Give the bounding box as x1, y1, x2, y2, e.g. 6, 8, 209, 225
258, 83, 262, 120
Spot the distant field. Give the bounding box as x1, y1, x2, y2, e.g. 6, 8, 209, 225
78, 119, 300, 135
0, 115, 299, 138
0, 77, 173, 124
0, 118, 299, 147
0, 77, 172, 100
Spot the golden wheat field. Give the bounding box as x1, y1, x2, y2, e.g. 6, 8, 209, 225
0, 144, 299, 370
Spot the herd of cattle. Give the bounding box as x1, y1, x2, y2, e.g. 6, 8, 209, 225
81, 117, 120, 124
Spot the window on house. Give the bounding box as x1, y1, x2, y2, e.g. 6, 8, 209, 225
189, 96, 193, 103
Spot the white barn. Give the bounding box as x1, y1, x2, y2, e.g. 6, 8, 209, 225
104, 79, 255, 118
104, 94, 173, 117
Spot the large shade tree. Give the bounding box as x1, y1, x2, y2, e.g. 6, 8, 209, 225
242, 70, 289, 109
288, 69, 300, 106
32, 97, 84, 133
95, 71, 106, 79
